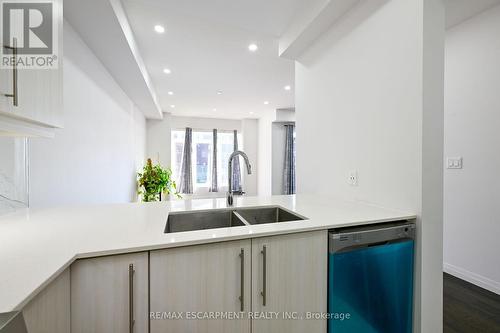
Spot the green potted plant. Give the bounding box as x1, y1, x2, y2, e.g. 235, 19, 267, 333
137, 159, 181, 202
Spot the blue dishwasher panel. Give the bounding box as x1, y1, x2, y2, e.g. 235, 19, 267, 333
328, 240, 414, 333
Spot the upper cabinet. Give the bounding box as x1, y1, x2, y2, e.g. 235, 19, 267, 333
0, 0, 63, 136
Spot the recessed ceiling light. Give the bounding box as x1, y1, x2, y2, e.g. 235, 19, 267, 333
249, 112, 254, 115
216, 90, 223, 95
248, 44, 258, 52
263, 101, 269, 105
154, 25, 165, 34
163, 68, 171, 74
170, 105, 175, 108
213, 108, 217, 112
168, 91, 174, 95
284, 85, 291, 91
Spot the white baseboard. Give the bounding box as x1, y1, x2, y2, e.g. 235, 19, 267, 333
444, 262, 500, 295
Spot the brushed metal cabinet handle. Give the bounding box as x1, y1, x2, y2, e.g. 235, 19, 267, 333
260, 245, 267, 306
239, 248, 244, 311
4, 38, 18, 106
129, 263, 135, 333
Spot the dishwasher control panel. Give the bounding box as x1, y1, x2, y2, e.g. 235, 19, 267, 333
329, 221, 415, 253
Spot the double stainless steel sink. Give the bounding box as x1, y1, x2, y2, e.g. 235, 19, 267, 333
165, 206, 307, 233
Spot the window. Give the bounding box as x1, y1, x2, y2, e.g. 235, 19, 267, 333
193, 131, 213, 187
217, 132, 237, 188
171, 131, 184, 178
171, 129, 243, 194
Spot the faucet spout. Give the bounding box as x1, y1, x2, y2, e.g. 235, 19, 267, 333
227, 150, 252, 206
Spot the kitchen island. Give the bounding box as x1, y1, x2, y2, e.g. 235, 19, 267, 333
0, 194, 416, 332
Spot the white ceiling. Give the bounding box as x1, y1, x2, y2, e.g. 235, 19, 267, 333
122, 0, 322, 119
118, 0, 500, 120
445, 0, 500, 28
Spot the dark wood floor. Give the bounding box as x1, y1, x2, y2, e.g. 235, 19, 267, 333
444, 273, 500, 333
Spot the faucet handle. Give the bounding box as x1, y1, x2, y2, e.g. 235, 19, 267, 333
233, 190, 246, 196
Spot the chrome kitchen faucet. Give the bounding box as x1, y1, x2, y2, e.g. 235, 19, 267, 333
227, 150, 252, 206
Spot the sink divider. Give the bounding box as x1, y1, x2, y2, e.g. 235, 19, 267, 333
232, 210, 252, 226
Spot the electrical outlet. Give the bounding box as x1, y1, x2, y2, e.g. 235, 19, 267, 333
348, 170, 358, 186
446, 157, 463, 169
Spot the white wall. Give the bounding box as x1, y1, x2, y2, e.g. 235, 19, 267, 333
444, 4, 500, 294
170, 116, 242, 133
275, 108, 295, 122
257, 113, 274, 196
297, 3, 422, 209
29, 21, 146, 208
295, 0, 444, 332
242, 119, 258, 195
272, 123, 286, 195
0, 138, 29, 214
147, 113, 172, 166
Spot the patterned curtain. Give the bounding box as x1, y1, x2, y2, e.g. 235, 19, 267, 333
209, 129, 218, 192
283, 124, 296, 195
179, 128, 193, 194
232, 130, 242, 192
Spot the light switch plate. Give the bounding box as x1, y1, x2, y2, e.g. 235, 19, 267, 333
446, 157, 463, 169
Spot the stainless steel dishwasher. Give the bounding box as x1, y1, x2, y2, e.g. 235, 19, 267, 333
328, 221, 416, 333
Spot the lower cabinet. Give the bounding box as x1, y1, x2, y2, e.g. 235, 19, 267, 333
22, 268, 70, 333
150, 239, 252, 333
149, 230, 327, 333
251, 231, 328, 333
68, 230, 327, 333
70, 252, 149, 333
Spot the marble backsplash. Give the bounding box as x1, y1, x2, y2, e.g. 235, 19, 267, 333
0, 138, 29, 216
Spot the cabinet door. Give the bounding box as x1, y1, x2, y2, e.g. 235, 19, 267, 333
251, 231, 328, 333
71, 252, 149, 333
0, 67, 12, 114
12, 63, 63, 127
0, 0, 63, 128
23, 268, 70, 333
150, 240, 252, 333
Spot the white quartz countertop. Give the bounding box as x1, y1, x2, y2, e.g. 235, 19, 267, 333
0, 194, 416, 313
